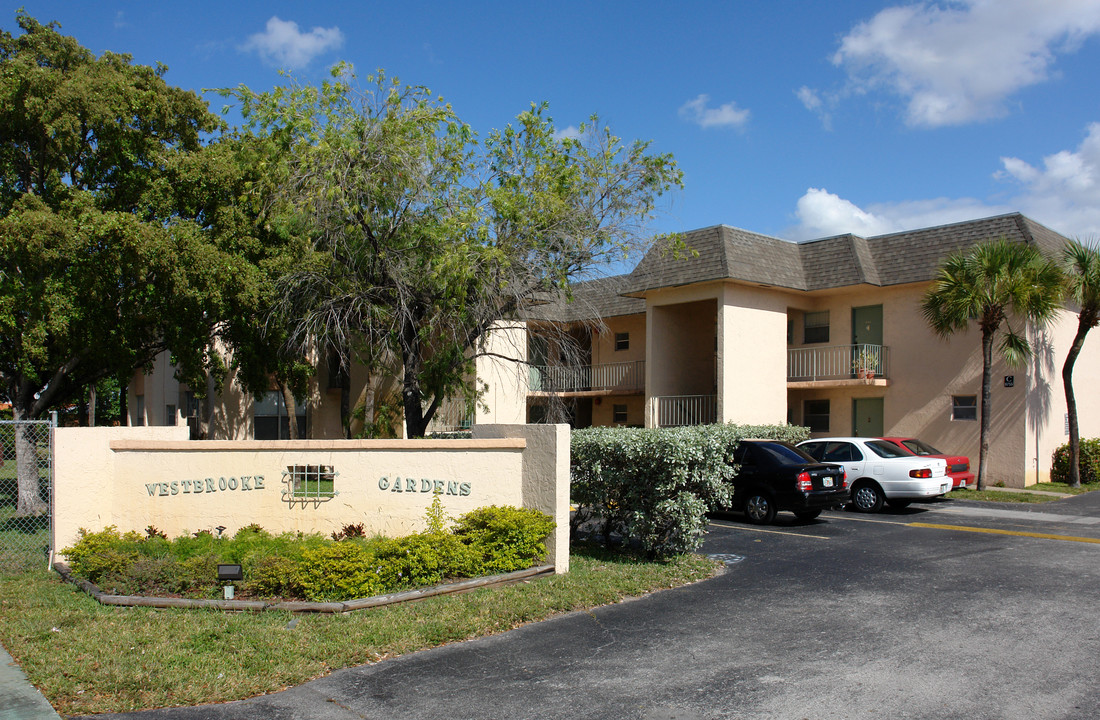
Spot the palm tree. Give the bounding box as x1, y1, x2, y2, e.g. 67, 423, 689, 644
1061, 240, 1100, 487
922, 238, 1064, 489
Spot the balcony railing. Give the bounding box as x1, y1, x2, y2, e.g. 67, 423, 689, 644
787, 343, 889, 382
529, 360, 645, 394
652, 395, 717, 427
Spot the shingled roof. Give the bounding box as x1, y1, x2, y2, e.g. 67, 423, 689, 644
625, 212, 1070, 295
528, 213, 1071, 322
522, 274, 645, 323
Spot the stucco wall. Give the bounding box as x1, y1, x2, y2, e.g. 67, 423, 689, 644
718, 283, 788, 424
54, 423, 570, 573
474, 322, 528, 426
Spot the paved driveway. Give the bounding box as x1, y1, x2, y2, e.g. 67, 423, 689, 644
83, 496, 1100, 720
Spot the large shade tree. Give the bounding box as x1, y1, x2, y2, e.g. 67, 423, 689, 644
0, 13, 241, 514
1061, 240, 1100, 487
227, 66, 682, 438
922, 238, 1064, 490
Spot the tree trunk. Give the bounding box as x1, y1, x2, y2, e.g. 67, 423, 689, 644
1063, 313, 1095, 488
280, 383, 299, 440
11, 405, 47, 517
977, 329, 995, 491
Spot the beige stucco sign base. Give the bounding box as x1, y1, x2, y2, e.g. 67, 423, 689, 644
54, 423, 570, 573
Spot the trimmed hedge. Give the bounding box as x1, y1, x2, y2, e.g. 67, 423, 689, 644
62, 505, 554, 602
1051, 438, 1100, 484
571, 423, 809, 558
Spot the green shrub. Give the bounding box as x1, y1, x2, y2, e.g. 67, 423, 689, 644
571, 423, 809, 558
245, 555, 301, 598
453, 505, 555, 573
64, 527, 138, 583
294, 542, 382, 602
1051, 438, 1100, 484
61, 504, 555, 602
369, 533, 482, 589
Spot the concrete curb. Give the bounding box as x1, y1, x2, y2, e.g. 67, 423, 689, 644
0, 642, 61, 720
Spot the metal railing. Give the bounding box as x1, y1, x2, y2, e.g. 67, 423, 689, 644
787, 344, 889, 382
0, 416, 55, 571
424, 399, 475, 435
652, 395, 717, 427
529, 360, 645, 393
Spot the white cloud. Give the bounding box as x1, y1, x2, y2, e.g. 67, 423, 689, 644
241, 17, 344, 70
554, 125, 582, 141
678, 94, 750, 129
997, 122, 1100, 237
787, 121, 1100, 240
831, 0, 1100, 128
788, 188, 1009, 240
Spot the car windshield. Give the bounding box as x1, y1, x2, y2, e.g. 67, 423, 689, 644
865, 440, 910, 458
754, 442, 816, 465
901, 438, 941, 455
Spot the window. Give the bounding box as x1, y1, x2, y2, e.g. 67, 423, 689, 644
803, 399, 830, 433
822, 441, 862, 463
803, 311, 829, 344
613, 404, 628, 423
165, 405, 177, 426
255, 390, 307, 440
614, 332, 629, 351
952, 395, 977, 421
285, 465, 336, 499
134, 395, 145, 426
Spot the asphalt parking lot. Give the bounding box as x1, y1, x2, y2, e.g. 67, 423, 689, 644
83, 494, 1100, 720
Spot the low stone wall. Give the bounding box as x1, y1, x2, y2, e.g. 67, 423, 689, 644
53, 423, 570, 573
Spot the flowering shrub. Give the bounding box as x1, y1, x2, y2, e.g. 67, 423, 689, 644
60, 504, 554, 602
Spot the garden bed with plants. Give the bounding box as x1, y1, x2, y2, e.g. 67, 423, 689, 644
59, 500, 555, 608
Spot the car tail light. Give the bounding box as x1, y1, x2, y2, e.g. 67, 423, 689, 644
841, 470, 848, 489
909, 468, 932, 478
796, 472, 813, 492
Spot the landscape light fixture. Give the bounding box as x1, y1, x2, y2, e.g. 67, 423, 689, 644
218, 563, 243, 600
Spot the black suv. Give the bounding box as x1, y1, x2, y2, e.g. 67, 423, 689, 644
729, 440, 849, 524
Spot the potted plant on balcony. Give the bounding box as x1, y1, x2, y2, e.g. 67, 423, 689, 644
852, 348, 877, 380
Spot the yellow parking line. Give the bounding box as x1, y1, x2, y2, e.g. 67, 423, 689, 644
910, 522, 1100, 544
707, 521, 830, 540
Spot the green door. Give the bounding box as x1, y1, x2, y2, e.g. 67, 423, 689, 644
852, 305, 884, 376
852, 397, 884, 437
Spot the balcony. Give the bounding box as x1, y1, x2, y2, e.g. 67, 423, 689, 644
787, 344, 889, 386
650, 395, 717, 427
529, 360, 645, 395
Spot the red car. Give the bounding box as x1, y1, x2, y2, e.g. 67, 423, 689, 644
879, 437, 974, 490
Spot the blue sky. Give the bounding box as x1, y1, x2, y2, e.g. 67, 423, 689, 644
9, 1, 1100, 244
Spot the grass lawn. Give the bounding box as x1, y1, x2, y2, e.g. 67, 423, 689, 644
950, 481, 1100, 503
949, 488, 1059, 503
0, 544, 719, 717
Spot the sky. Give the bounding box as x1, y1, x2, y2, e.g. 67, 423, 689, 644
8, 0, 1100, 245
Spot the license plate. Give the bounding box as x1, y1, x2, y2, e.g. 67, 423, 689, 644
823, 477, 834, 488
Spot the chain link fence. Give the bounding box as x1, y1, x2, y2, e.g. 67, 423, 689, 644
0, 417, 54, 572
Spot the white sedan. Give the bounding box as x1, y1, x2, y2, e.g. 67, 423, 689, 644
797, 437, 951, 512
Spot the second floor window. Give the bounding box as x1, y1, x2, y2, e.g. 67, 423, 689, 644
615, 332, 629, 351
804, 311, 829, 344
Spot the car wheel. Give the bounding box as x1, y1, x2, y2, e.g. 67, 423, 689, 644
794, 509, 822, 521
744, 493, 776, 524
886, 499, 911, 509
851, 482, 885, 513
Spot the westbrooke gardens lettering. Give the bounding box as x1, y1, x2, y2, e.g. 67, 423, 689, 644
378, 477, 471, 496
144, 476, 266, 497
